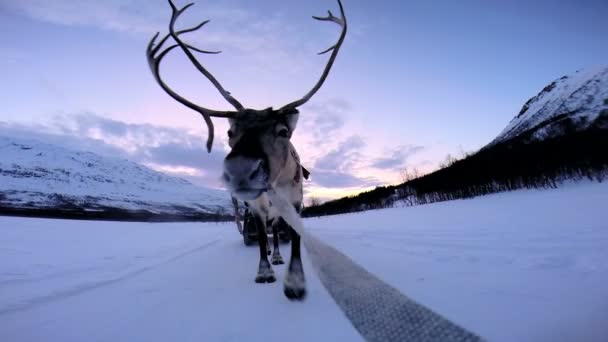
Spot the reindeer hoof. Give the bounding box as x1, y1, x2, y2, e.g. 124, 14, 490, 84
255, 274, 276, 283
271, 253, 285, 265
255, 263, 276, 283
284, 262, 306, 300
284, 286, 306, 300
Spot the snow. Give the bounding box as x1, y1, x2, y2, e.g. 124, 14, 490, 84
1, 182, 607, 341
0, 136, 231, 215
494, 65, 608, 143
309, 182, 608, 341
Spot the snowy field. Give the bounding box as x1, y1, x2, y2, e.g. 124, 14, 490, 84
1, 182, 607, 342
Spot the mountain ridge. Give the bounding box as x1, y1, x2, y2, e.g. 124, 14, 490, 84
0, 135, 232, 221
492, 65, 608, 144
304, 65, 608, 217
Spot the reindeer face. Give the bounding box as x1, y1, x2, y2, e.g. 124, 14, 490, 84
223, 114, 298, 200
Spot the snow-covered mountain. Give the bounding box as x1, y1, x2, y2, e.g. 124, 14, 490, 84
0, 136, 232, 220
492, 65, 608, 144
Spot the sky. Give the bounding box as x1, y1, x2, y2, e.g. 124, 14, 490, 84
0, 0, 607, 202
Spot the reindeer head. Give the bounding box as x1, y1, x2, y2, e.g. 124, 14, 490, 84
147, 0, 347, 200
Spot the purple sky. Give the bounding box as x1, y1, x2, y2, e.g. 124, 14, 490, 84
1, 0, 607, 201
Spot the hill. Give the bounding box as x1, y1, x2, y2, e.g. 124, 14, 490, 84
304, 66, 608, 217
0, 136, 232, 221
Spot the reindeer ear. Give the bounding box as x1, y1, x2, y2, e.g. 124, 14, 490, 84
301, 166, 311, 180
286, 113, 299, 132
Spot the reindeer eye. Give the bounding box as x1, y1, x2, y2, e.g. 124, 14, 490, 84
227, 130, 234, 138
277, 128, 289, 138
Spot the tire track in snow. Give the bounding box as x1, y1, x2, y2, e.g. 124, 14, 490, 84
0, 266, 101, 287
0, 239, 220, 316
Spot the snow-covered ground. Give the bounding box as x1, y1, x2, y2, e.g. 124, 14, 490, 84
1, 182, 607, 341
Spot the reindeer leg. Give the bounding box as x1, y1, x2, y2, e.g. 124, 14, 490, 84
284, 206, 306, 300
271, 219, 284, 265
284, 226, 306, 300
253, 214, 275, 283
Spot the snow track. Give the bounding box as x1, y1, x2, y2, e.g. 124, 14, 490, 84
0, 239, 220, 316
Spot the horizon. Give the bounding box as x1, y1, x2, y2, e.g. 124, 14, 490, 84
1, 0, 607, 201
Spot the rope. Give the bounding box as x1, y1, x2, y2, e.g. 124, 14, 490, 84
269, 190, 484, 342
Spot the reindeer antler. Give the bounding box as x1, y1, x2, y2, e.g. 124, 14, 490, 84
146, 0, 245, 152
278, 0, 347, 114
146, 0, 347, 152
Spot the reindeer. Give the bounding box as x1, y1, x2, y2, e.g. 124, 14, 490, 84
146, 0, 346, 300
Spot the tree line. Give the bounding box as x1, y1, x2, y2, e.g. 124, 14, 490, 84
303, 127, 608, 217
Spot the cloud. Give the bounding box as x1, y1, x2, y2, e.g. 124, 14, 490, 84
4, 0, 162, 34
4, 0, 317, 76
145, 142, 225, 173
1, 111, 377, 192
308, 135, 379, 189
311, 170, 376, 188
370, 145, 425, 170
300, 99, 350, 144
294, 100, 426, 191
0, 113, 229, 187
0, 120, 128, 158
314, 135, 365, 171
1, 111, 427, 198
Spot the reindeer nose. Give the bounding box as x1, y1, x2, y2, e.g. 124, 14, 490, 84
223, 156, 266, 189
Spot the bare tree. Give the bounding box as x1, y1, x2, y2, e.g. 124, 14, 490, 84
308, 197, 321, 207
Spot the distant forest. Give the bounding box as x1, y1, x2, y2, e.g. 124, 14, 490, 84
0, 205, 233, 223
303, 127, 608, 217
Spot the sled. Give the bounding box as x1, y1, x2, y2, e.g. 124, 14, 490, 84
241, 209, 291, 246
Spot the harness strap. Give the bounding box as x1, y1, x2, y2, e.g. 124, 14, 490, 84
231, 196, 243, 234
269, 191, 484, 342
290, 148, 311, 182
